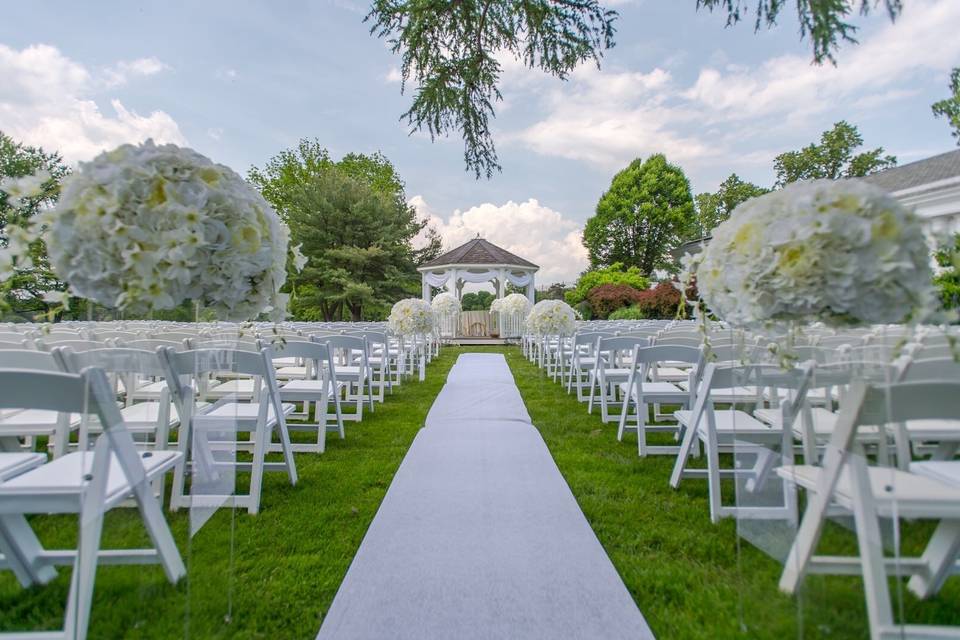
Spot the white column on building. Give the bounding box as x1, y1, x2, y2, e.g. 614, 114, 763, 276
525, 271, 536, 304
421, 274, 431, 302
497, 268, 506, 298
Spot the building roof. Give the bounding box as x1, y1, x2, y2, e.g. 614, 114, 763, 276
419, 237, 539, 270
860, 148, 960, 192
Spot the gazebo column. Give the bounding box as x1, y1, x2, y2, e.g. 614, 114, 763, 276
497, 268, 506, 298
525, 272, 536, 304
422, 276, 431, 303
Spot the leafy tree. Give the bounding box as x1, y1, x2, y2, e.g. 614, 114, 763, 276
461, 290, 495, 311
773, 121, 896, 187
934, 233, 960, 311
252, 145, 426, 321
565, 262, 648, 305
696, 1, 901, 64
367, 0, 616, 179
536, 282, 572, 302
0, 131, 70, 320
693, 173, 769, 235
932, 68, 960, 146
583, 154, 695, 275
370, 2, 900, 178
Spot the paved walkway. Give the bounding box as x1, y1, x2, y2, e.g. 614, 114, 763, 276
317, 353, 654, 640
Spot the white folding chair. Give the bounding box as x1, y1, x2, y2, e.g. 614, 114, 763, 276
618, 344, 704, 456
161, 347, 297, 515
0, 367, 185, 640
779, 381, 960, 640
270, 341, 344, 453
669, 363, 811, 523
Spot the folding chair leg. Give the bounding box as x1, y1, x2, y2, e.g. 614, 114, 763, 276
906, 519, 960, 599
669, 418, 701, 488
65, 438, 111, 640
248, 422, 268, 515
275, 420, 298, 485
0, 514, 59, 586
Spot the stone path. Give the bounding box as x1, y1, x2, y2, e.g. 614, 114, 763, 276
317, 353, 654, 640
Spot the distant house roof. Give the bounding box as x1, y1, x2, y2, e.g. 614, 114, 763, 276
860, 148, 960, 192
419, 238, 538, 270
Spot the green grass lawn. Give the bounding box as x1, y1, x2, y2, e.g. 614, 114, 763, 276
1, 345, 957, 639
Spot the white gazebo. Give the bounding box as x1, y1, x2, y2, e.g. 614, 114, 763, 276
418, 237, 538, 304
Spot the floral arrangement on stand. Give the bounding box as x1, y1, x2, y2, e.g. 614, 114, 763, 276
389, 297, 434, 381
431, 291, 460, 339
526, 299, 577, 335
45, 140, 296, 320
691, 179, 936, 329
431, 291, 461, 315
388, 298, 435, 336
491, 292, 532, 316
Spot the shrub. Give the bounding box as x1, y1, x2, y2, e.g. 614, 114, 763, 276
634, 281, 683, 319
565, 263, 648, 305
608, 305, 644, 320
586, 283, 644, 319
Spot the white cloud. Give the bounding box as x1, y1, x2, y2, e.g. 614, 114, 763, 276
102, 56, 169, 87
411, 195, 588, 285
0, 44, 186, 162
385, 67, 403, 83
207, 127, 224, 141
506, 0, 960, 172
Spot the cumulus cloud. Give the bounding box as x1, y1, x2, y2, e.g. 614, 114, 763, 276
102, 56, 169, 87
411, 195, 588, 285
0, 43, 186, 162
507, 0, 960, 171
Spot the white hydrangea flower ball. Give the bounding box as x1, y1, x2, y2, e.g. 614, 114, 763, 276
46, 140, 290, 320
696, 179, 936, 328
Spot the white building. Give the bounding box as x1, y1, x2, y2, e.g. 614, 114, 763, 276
861, 148, 960, 236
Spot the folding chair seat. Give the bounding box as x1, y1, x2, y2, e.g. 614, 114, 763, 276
0, 452, 45, 481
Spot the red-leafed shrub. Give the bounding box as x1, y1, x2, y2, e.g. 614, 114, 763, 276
634, 281, 682, 319
586, 283, 644, 319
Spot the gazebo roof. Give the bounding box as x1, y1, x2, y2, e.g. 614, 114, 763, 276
419, 237, 538, 270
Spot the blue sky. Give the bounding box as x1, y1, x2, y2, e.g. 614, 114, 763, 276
2, 0, 958, 284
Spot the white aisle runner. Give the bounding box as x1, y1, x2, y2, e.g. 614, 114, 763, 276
317, 353, 654, 640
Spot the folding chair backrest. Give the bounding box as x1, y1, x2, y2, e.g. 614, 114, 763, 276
0, 349, 59, 371
899, 357, 960, 383
634, 344, 704, 368
0, 339, 29, 350
36, 339, 104, 352
190, 337, 260, 352
911, 343, 956, 360
817, 335, 862, 349
655, 336, 701, 348
856, 381, 960, 426
121, 338, 188, 351
0, 368, 121, 424
56, 347, 168, 378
